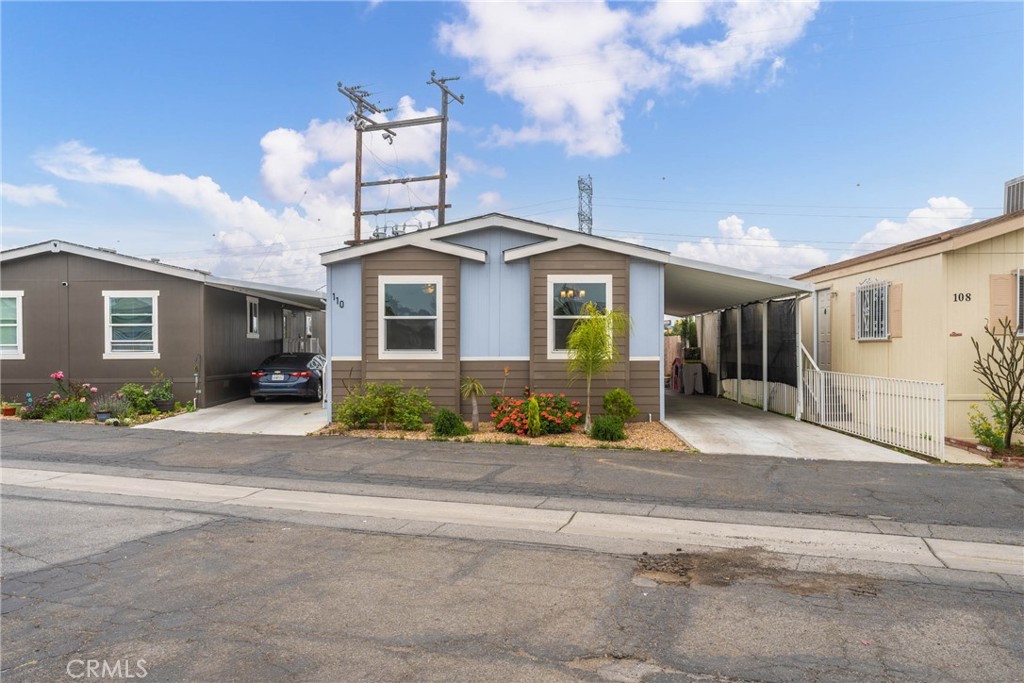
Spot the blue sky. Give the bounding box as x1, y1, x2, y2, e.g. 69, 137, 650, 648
2, 1, 1021, 289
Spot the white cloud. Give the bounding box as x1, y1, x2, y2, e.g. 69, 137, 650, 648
674, 215, 830, 276
846, 197, 974, 257
477, 191, 502, 210
439, 1, 819, 157
36, 141, 344, 288
0, 182, 65, 207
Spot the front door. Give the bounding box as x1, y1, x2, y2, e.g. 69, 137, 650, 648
817, 287, 831, 371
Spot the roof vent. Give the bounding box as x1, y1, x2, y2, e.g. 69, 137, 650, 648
150, 258, 161, 263
1005, 175, 1024, 214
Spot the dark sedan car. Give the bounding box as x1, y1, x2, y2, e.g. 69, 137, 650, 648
249, 352, 326, 402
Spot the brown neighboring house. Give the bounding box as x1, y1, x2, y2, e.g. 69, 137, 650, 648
321, 213, 812, 421
0, 240, 325, 407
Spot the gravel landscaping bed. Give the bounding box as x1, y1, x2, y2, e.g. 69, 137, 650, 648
316, 420, 693, 452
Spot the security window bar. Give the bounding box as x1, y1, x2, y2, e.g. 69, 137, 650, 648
855, 280, 889, 341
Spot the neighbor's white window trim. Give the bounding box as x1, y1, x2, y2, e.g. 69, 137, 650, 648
246, 296, 260, 339
547, 273, 613, 360
378, 274, 443, 360
102, 290, 160, 360
1016, 267, 1024, 337
0, 290, 25, 360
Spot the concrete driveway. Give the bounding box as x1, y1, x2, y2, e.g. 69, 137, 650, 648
664, 392, 922, 464
134, 398, 330, 436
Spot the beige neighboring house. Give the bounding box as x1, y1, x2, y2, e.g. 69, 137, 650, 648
794, 210, 1024, 442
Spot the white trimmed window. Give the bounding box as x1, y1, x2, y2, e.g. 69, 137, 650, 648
378, 275, 442, 359
855, 280, 889, 341
547, 274, 612, 358
246, 296, 260, 339
103, 291, 159, 359
0, 291, 25, 359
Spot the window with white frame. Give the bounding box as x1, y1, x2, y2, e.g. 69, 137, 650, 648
379, 276, 442, 359
1017, 267, 1023, 336
0, 291, 25, 359
103, 291, 159, 359
246, 296, 260, 339
548, 274, 612, 357
855, 280, 889, 341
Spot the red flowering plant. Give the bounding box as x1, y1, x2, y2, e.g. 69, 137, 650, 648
46, 370, 96, 404
490, 388, 583, 436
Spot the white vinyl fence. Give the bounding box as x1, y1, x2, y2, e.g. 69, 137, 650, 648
803, 368, 945, 460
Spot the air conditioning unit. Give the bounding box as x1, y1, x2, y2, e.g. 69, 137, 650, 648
1005, 175, 1024, 214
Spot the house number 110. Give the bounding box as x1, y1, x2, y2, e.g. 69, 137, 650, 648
952, 292, 971, 302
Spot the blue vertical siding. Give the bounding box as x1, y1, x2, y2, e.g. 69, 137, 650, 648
629, 259, 664, 359
328, 261, 361, 358
445, 228, 539, 358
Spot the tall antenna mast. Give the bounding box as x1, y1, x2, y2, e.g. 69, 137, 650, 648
578, 174, 593, 234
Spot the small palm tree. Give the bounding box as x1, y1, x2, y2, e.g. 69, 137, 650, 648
460, 376, 486, 432
566, 302, 631, 433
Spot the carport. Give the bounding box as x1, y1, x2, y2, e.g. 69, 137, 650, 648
661, 254, 814, 417
134, 399, 330, 436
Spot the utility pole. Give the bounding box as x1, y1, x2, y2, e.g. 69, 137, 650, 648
338, 73, 464, 244
578, 174, 593, 234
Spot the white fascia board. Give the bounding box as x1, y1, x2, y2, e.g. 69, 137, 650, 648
1, 240, 207, 282
666, 255, 814, 294
321, 230, 486, 265
504, 231, 671, 264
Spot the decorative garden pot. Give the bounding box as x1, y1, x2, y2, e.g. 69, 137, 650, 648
153, 398, 175, 413
95, 411, 112, 423
2, 405, 18, 417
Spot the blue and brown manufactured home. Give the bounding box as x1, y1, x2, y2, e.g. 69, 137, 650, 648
321, 213, 812, 421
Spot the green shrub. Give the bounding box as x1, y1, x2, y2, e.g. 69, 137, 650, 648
433, 408, 470, 437
590, 415, 626, 442
119, 383, 155, 414
44, 400, 91, 422
527, 396, 542, 437
21, 396, 59, 420
602, 388, 638, 421
334, 382, 434, 431
969, 400, 1009, 451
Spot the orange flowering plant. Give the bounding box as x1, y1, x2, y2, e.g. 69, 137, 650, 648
490, 389, 582, 436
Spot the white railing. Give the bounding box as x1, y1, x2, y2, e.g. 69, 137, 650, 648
803, 368, 945, 460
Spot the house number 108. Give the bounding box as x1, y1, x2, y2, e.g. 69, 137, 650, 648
952, 292, 971, 302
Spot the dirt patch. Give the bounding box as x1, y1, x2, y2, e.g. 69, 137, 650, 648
634, 548, 878, 596
315, 420, 693, 453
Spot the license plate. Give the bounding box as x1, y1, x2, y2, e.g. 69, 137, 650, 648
272, 373, 284, 381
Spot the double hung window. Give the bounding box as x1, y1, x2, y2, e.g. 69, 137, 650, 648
548, 275, 612, 357
379, 276, 442, 359
104, 291, 159, 358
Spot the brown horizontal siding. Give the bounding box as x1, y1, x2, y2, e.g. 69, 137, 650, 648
529, 245, 630, 411
458, 360, 529, 419
629, 360, 661, 419
361, 247, 460, 412
330, 361, 363, 403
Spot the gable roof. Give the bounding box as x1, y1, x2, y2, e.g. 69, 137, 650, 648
1, 240, 325, 310
795, 210, 1024, 281
321, 213, 812, 316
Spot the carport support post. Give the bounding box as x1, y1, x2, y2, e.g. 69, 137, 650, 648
795, 295, 803, 422
734, 307, 742, 404
762, 301, 768, 412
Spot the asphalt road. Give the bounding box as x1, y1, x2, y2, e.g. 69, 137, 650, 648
3, 496, 1022, 683
2, 422, 1022, 529
2, 422, 1023, 682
